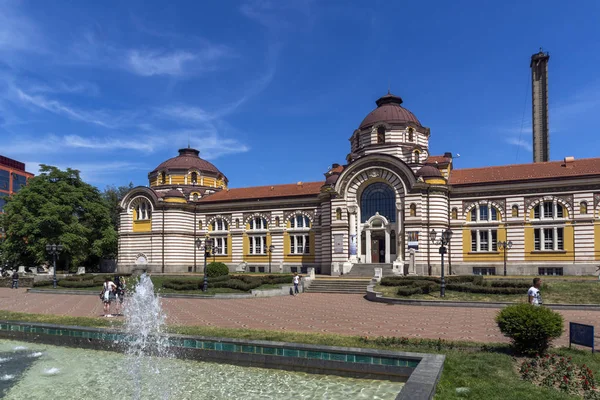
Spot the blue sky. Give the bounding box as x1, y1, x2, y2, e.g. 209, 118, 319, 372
2, 0, 600, 189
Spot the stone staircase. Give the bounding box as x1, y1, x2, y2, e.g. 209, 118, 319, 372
344, 263, 396, 277
304, 278, 371, 294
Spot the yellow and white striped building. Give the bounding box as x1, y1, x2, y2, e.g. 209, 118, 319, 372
118, 93, 600, 276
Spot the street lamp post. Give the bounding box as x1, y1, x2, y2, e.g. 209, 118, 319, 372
45, 243, 63, 289
429, 229, 453, 297
497, 240, 513, 276
197, 238, 214, 292
268, 245, 275, 273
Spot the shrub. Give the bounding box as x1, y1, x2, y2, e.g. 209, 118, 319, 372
496, 304, 563, 355
206, 262, 229, 278
208, 275, 231, 283
447, 275, 484, 285
57, 279, 99, 288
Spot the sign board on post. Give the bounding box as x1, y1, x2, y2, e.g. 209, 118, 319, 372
569, 322, 595, 353
333, 234, 344, 254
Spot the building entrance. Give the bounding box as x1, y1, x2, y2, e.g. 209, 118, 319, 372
370, 231, 386, 263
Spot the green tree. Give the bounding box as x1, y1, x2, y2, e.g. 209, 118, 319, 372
0, 165, 117, 271
102, 182, 134, 232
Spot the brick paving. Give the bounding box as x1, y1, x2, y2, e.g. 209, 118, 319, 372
1, 288, 599, 346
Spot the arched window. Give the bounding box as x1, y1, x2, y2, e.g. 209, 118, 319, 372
414, 150, 420, 163
512, 205, 519, 217
451, 208, 458, 220
198, 221, 203, 230
409, 203, 417, 217
335, 208, 342, 220
360, 183, 396, 223
408, 127, 414, 142
235, 218, 240, 229
192, 193, 199, 201
275, 216, 280, 227
133, 198, 152, 221
191, 172, 198, 184
211, 218, 229, 232
377, 126, 385, 144
160, 171, 166, 184
290, 214, 310, 228
249, 216, 267, 230
580, 201, 588, 214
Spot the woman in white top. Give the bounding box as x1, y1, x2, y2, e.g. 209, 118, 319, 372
101, 277, 117, 317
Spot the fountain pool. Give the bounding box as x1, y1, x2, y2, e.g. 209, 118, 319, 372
0, 339, 404, 400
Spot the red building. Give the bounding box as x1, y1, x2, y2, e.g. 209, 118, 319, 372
0, 156, 35, 213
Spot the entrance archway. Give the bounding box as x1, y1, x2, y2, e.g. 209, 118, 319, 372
362, 214, 391, 263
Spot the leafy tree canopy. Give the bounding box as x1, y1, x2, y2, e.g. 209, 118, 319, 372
101, 182, 134, 232
1, 165, 117, 269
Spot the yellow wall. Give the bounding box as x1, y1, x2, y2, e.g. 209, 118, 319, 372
424, 178, 446, 185
523, 223, 574, 261
171, 175, 185, 185
461, 226, 505, 262
594, 223, 600, 261
132, 210, 152, 232
164, 197, 187, 203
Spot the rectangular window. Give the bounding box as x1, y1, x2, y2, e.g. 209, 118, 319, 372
543, 228, 553, 250
479, 205, 488, 221
538, 267, 563, 276
471, 231, 477, 251
215, 237, 227, 255
491, 230, 497, 251
534, 229, 541, 250
473, 267, 496, 276
249, 236, 265, 254
290, 235, 310, 254
12, 174, 27, 192
557, 228, 563, 250
0, 170, 8, 191
289, 236, 295, 254
304, 235, 310, 254
479, 231, 488, 251
296, 235, 304, 254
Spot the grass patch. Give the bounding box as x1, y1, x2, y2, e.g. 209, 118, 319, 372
0, 311, 598, 399
376, 278, 600, 304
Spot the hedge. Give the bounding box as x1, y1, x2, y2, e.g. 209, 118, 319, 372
57, 280, 99, 288
397, 287, 423, 296
445, 283, 524, 295
381, 275, 483, 287
488, 280, 530, 288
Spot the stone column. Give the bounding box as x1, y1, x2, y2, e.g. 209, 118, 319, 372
366, 229, 372, 263
393, 201, 404, 274
384, 229, 391, 263
348, 204, 358, 263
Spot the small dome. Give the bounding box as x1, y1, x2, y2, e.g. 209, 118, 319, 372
416, 165, 443, 178
164, 189, 185, 198
359, 93, 421, 129
151, 148, 226, 180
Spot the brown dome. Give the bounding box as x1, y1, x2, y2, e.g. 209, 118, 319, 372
359, 93, 421, 129
164, 189, 185, 198
151, 148, 226, 179
416, 165, 443, 178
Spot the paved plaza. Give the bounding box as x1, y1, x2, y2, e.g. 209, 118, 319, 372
1, 288, 599, 347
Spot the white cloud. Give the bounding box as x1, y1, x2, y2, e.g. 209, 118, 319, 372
23, 160, 149, 183
127, 50, 197, 77
63, 135, 155, 152
14, 88, 113, 128
506, 138, 532, 152
0, 0, 43, 53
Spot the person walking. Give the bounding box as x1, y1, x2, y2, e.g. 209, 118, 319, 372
528, 277, 543, 306
293, 273, 300, 296
101, 277, 117, 317
114, 276, 126, 316
11, 270, 19, 289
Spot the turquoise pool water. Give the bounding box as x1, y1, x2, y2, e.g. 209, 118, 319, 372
0, 340, 404, 400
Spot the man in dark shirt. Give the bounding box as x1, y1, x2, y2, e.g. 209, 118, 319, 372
11, 271, 19, 289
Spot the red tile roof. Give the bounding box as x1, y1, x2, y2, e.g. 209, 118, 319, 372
450, 157, 600, 186
198, 181, 324, 203
425, 155, 451, 165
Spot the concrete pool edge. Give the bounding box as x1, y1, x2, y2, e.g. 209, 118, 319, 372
0, 320, 444, 400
